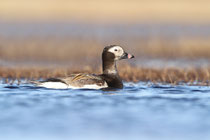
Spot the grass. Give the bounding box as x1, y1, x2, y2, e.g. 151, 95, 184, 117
1, 37, 210, 61
0, 65, 210, 86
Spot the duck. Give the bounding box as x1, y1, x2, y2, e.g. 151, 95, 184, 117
33, 45, 134, 89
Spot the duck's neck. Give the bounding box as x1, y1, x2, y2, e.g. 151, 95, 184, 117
102, 57, 123, 89
102, 59, 118, 75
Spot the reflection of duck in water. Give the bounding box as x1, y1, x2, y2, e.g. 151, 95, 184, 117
33, 45, 134, 89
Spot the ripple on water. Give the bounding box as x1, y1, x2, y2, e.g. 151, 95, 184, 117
0, 82, 210, 140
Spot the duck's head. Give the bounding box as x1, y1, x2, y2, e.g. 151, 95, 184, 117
102, 45, 134, 61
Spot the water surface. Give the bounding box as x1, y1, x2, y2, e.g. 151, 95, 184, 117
1, 22, 210, 38
0, 82, 210, 140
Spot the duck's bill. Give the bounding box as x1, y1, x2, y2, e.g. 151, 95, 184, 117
127, 53, 135, 59
121, 52, 135, 59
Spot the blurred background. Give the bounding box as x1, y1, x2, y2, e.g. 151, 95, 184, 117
0, 0, 210, 81
1, 2, 210, 140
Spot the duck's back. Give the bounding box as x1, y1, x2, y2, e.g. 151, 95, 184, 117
63, 73, 108, 89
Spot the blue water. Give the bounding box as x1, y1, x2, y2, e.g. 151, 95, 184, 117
1, 22, 210, 39
0, 82, 210, 140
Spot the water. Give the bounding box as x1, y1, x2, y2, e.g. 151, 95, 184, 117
0, 82, 210, 140
1, 21, 210, 38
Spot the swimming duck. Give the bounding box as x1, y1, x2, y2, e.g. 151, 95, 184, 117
33, 45, 134, 89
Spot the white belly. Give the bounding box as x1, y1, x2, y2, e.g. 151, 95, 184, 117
38, 82, 108, 89
39, 82, 69, 89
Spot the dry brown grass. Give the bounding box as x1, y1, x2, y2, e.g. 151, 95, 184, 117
1, 65, 210, 86
120, 65, 210, 85
0, 37, 210, 62
0, 38, 102, 62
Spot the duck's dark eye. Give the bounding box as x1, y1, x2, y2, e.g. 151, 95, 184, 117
114, 49, 118, 51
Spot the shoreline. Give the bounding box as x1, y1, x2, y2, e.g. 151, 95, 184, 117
0, 66, 209, 86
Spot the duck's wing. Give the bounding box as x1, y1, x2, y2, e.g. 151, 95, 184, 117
62, 73, 108, 89
31, 73, 108, 89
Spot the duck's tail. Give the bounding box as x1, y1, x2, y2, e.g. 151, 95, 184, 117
30, 80, 42, 85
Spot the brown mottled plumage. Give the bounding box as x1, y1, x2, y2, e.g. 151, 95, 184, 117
62, 73, 107, 87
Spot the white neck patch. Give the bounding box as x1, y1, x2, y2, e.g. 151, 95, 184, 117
107, 69, 117, 74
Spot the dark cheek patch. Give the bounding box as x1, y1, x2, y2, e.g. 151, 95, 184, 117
103, 52, 115, 60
